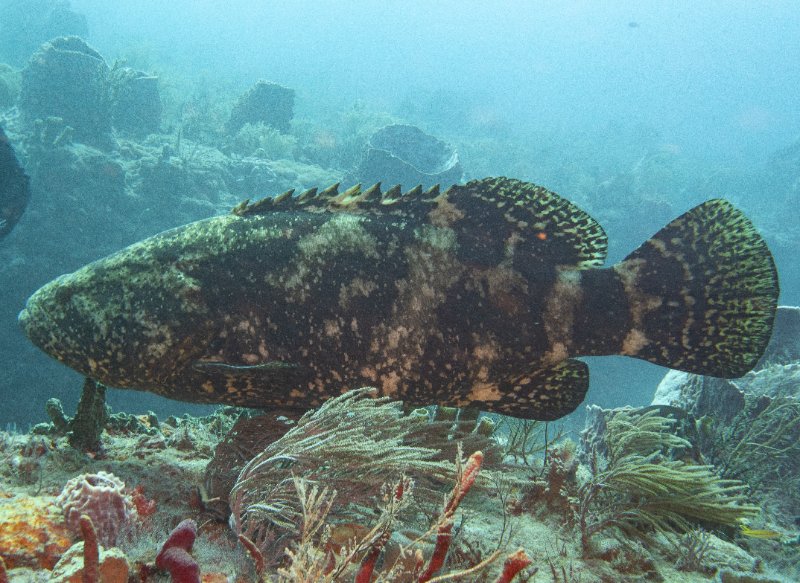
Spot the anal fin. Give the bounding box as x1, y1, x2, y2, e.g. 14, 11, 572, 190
479, 359, 589, 421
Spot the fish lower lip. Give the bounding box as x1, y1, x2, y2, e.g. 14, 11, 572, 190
18, 303, 52, 344
17, 307, 31, 332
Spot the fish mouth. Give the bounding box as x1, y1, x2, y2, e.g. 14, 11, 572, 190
18, 300, 51, 352
17, 306, 30, 335
18, 283, 65, 355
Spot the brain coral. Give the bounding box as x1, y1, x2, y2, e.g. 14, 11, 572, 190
56, 471, 136, 547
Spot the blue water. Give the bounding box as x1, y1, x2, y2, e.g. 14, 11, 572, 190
0, 0, 797, 426
73, 0, 800, 164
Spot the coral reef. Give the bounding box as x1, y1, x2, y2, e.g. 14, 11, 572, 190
351, 123, 463, 189
45, 378, 108, 452
652, 306, 800, 521
19, 36, 112, 147
0, 124, 31, 241
228, 121, 298, 159
228, 388, 476, 552
110, 67, 162, 137
56, 471, 136, 547
227, 80, 295, 134
203, 411, 295, 519
50, 540, 129, 583
49, 515, 130, 583
155, 519, 200, 583
274, 448, 529, 582
1, 382, 798, 580
577, 408, 757, 555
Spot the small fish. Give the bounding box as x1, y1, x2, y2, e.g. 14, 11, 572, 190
0, 126, 31, 240
740, 524, 783, 540
18, 177, 779, 420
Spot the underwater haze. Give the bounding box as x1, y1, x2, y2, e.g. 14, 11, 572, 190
0, 1, 798, 426
70, 0, 800, 163
0, 0, 800, 426
2, 2, 800, 582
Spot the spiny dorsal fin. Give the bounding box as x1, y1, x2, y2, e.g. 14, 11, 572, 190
424, 184, 440, 199
297, 187, 317, 201
273, 189, 295, 205
231, 198, 251, 216
361, 182, 382, 201
331, 183, 362, 207
406, 185, 423, 198
381, 184, 402, 203
318, 182, 340, 199
230, 177, 606, 273
232, 181, 431, 216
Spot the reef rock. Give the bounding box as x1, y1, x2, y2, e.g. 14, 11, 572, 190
353, 124, 463, 189
19, 36, 112, 147
227, 80, 295, 134
49, 541, 129, 583
110, 67, 161, 137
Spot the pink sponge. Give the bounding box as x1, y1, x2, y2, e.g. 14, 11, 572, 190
156, 519, 200, 583
56, 471, 135, 547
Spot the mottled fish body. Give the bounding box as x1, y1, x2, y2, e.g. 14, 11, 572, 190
19, 178, 778, 420
0, 126, 31, 240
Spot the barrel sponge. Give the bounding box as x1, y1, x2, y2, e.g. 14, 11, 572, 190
56, 471, 135, 547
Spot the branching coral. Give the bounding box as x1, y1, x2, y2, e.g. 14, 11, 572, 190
578, 409, 758, 556
496, 416, 547, 466
228, 388, 468, 552
272, 447, 530, 582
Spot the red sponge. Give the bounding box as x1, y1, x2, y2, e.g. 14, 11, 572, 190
156, 519, 200, 583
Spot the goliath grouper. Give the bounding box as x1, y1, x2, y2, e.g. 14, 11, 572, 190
0, 126, 31, 240
18, 178, 779, 420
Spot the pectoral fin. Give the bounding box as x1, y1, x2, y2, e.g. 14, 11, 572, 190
192, 360, 310, 393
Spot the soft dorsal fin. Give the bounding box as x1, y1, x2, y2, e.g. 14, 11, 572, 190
231, 177, 606, 269
435, 178, 607, 270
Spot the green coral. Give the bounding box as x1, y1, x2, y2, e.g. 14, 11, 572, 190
579, 409, 758, 556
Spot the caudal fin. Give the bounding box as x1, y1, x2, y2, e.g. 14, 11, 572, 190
615, 199, 778, 377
